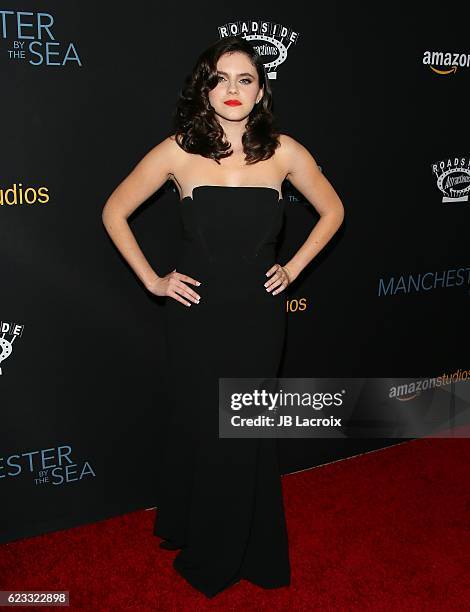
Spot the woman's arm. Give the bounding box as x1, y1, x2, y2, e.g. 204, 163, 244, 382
101, 137, 176, 290
279, 134, 345, 283
102, 137, 201, 307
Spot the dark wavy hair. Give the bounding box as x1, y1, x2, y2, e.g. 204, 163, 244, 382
172, 35, 280, 165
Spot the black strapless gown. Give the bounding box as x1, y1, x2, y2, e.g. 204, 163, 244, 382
154, 185, 290, 598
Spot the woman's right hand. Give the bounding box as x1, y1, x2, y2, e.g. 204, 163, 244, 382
147, 269, 201, 307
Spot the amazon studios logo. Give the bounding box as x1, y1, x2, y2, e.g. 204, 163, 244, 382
423, 50, 470, 75
0, 9, 82, 66
218, 19, 300, 79
0, 444, 96, 485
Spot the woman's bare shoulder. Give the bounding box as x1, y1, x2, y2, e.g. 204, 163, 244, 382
278, 133, 313, 156
140, 133, 187, 175
275, 134, 307, 176
277, 133, 319, 171
150, 133, 183, 158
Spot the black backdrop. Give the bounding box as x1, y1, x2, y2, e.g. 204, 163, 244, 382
1, 2, 469, 543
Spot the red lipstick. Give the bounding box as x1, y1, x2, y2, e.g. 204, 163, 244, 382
224, 100, 242, 106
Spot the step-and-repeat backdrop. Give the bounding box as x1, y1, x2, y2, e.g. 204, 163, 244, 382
1, 2, 468, 542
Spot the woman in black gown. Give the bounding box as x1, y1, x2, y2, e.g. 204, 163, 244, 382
102, 36, 344, 598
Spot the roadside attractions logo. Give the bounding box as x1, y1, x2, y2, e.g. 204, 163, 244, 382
431, 155, 470, 204
0, 9, 82, 66
218, 19, 300, 79
0, 321, 24, 375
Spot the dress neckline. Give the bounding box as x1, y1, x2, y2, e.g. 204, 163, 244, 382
180, 184, 283, 203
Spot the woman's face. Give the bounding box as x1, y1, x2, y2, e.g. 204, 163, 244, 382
208, 51, 263, 121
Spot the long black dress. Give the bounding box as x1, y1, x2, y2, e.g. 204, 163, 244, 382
154, 185, 290, 598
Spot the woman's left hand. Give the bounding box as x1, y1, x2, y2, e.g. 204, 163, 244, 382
264, 263, 292, 295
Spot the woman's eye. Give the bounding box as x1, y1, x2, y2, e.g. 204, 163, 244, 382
216, 76, 253, 85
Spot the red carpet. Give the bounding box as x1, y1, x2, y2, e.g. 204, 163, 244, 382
1, 437, 469, 610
